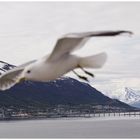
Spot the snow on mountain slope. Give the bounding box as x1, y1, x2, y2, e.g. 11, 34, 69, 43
0, 61, 133, 109
0, 60, 138, 108
120, 87, 140, 108
124, 87, 140, 104
100, 87, 140, 108
0, 61, 15, 75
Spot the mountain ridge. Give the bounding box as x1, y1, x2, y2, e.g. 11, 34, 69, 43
103, 87, 140, 108
0, 61, 133, 109
123, 87, 140, 108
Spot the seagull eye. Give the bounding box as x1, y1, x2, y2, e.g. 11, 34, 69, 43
27, 70, 31, 74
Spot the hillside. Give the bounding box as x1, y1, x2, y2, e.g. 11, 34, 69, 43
0, 61, 133, 109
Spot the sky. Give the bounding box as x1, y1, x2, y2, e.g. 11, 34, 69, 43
0, 2, 140, 96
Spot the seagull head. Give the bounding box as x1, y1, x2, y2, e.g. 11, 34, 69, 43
21, 63, 42, 82
19, 69, 33, 81
22, 66, 35, 81
16, 64, 36, 83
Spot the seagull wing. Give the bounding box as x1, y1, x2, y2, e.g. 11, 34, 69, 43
0, 59, 36, 91
47, 30, 132, 62
0, 67, 24, 90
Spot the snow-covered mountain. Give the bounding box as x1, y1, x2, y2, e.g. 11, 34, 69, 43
121, 87, 140, 108
0, 60, 132, 109
95, 84, 140, 108
0, 61, 15, 75
0, 60, 138, 109
103, 87, 140, 108
124, 87, 140, 103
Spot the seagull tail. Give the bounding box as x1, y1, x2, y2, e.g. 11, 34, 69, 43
79, 52, 107, 68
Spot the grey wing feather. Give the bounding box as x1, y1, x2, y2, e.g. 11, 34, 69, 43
64, 30, 133, 38
0, 68, 24, 90
47, 30, 132, 62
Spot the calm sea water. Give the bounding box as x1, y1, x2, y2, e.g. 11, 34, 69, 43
0, 116, 140, 138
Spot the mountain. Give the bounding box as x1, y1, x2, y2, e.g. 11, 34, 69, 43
124, 88, 140, 103
122, 88, 140, 108
0, 61, 15, 75
0, 61, 133, 109
104, 87, 140, 108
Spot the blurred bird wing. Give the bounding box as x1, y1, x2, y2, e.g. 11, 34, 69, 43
0, 59, 38, 91
0, 67, 24, 90
47, 36, 88, 62
47, 30, 132, 62
0, 58, 38, 91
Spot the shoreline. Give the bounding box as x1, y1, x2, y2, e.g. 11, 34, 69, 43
0, 113, 139, 122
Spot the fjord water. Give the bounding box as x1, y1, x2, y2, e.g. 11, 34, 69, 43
0, 116, 140, 138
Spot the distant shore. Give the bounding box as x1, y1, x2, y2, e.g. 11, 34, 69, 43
0, 112, 140, 122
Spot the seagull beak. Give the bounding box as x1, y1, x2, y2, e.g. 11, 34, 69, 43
18, 77, 26, 83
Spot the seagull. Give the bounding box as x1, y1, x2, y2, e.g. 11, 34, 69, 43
0, 30, 132, 90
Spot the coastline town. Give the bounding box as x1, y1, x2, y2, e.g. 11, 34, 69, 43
0, 105, 139, 120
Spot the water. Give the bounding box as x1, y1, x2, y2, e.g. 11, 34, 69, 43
0, 116, 140, 138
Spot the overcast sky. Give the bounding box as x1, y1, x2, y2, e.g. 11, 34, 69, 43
0, 2, 140, 95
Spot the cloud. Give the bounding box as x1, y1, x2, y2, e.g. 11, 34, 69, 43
0, 2, 139, 93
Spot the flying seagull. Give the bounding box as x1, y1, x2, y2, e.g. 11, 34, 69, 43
0, 30, 132, 90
